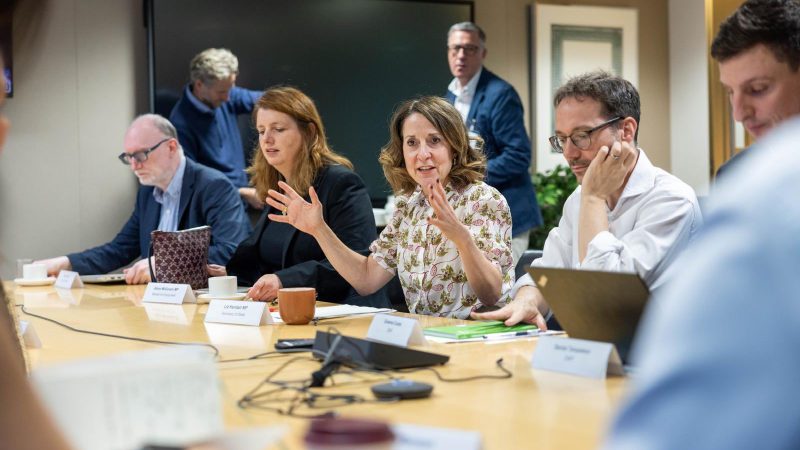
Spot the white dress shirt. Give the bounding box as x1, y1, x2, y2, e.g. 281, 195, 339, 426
513, 149, 702, 297
153, 155, 186, 232
448, 67, 483, 124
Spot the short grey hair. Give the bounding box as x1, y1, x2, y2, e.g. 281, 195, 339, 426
135, 114, 177, 138
448, 22, 486, 46
189, 48, 239, 85
131, 114, 182, 151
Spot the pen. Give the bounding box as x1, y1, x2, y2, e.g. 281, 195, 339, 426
482, 329, 540, 340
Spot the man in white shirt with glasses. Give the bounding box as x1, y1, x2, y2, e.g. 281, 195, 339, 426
474, 71, 702, 328
36, 114, 250, 284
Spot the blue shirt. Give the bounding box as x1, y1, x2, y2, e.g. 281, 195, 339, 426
185, 86, 214, 114
153, 155, 186, 232
169, 85, 261, 188
603, 117, 800, 450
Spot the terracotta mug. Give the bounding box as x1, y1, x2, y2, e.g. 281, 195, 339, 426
278, 287, 316, 325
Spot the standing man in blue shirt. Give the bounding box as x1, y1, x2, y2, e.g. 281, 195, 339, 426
169, 48, 264, 209
445, 22, 542, 264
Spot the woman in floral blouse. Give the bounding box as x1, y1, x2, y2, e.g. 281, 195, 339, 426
266, 96, 514, 319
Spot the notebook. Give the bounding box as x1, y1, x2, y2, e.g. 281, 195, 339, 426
424, 321, 538, 340
527, 267, 650, 364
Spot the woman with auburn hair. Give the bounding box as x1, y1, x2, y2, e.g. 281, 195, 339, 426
267, 96, 513, 318
209, 86, 382, 305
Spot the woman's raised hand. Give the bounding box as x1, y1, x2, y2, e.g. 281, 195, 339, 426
427, 179, 470, 246
266, 181, 325, 235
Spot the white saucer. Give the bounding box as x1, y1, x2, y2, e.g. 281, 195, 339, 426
196, 293, 248, 301
14, 277, 56, 287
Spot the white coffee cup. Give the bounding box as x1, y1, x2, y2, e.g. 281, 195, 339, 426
22, 263, 48, 280
208, 276, 237, 298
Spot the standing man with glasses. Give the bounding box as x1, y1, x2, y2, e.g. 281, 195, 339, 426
474, 71, 701, 328
36, 114, 250, 284
445, 22, 542, 265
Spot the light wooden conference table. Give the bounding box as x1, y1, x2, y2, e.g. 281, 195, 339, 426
8, 281, 627, 450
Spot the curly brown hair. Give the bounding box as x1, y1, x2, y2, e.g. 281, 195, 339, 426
379, 96, 485, 195
247, 86, 352, 200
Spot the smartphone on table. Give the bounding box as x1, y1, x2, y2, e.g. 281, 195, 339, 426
274, 338, 315, 352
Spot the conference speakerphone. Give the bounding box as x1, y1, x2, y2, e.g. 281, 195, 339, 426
312, 331, 449, 370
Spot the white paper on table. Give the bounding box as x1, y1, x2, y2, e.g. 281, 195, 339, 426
31, 346, 222, 450
392, 423, 481, 450
270, 304, 394, 323
198, 426, 289, 450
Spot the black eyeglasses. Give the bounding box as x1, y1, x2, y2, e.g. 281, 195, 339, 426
447, 44, 481, 56
118, 138, 171, 165
548, 117, 623, 153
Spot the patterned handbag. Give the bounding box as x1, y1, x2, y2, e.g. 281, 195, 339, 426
147, 225, 211, 289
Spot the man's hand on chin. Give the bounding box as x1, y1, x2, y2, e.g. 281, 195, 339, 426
471, 286, 548, 330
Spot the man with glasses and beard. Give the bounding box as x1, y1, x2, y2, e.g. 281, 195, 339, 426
36, 114, 250, 284
474, 71, 702, 328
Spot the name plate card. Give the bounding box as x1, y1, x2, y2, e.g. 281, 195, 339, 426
366, 313, 427, 347
144, 303, 194, 325
532, 336, 624, 379
19, 320, 42, 348
143, 283, 196, 305
55, 288, 82, 305
204, 300, 274, 326
55, 270, 84, 289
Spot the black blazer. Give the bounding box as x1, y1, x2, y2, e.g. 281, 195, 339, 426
227, 165, 387, 306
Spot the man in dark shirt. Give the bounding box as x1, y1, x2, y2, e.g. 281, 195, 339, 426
169, 48, 263, 208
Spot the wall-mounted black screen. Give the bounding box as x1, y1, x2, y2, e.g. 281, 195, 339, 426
147, 0, 472, 202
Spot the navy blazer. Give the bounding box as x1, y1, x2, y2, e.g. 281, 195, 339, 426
68, 158, 251, 274
447, 69, 543, 235
169, 86, 261, 188
226, 165, 389, 307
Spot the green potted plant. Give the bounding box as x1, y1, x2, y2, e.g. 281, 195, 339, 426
529, 165, 578, 249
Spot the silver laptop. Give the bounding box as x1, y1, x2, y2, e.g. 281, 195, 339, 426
80, 273, 126, 284
527, 267, 650, 364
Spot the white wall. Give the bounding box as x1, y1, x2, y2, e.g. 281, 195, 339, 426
476, 0, 672, 172
0, 0, 145, 278
669, 0, 711, 195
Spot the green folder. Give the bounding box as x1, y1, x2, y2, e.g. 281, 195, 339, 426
423, 321, 538, 339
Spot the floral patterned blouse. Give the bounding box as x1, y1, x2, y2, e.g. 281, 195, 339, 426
370, 181, 514, 319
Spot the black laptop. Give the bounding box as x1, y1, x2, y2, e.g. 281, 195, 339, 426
527, 267, 650, 364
